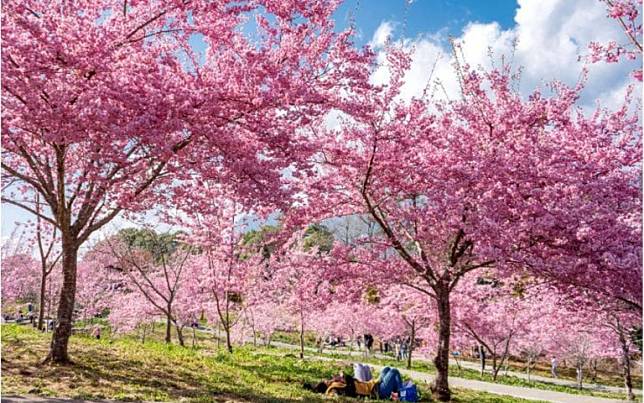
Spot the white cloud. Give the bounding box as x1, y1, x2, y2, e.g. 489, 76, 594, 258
370, 21, 395, 49
369, 0, 640, 109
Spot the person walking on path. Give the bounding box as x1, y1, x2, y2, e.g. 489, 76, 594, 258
551, 356, 558, 378
364, 334, 374, 357
92, 325, 101, 340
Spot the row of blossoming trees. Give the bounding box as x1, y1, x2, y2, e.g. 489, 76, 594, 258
2, 0, 642, 401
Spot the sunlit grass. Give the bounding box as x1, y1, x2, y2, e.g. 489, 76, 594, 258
1, 324, 551, 402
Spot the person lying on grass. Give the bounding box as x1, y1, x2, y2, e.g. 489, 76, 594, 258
304, 366, 403, 399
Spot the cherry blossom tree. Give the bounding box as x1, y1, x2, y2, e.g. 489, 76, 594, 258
379, 284, 434, 369
2, 225, 38, 305
606, 311, 640, 401
513, 291, 570, 383
1, 250, 39, 306
307, 43, 641, 399
2, 0, 371, 363
108, 291, 158, 339
103, 230, 195, 345
590, 0, 643, 80
244, 302, 292, 347
267, 236, 335, 359
452, 276, 548, 381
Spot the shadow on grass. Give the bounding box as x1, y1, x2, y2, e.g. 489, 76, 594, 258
2, 325, 359, 402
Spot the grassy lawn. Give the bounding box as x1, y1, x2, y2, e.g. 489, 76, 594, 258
1, 324, 545, 402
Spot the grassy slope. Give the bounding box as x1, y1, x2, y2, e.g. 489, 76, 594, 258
1, 324, 544, 403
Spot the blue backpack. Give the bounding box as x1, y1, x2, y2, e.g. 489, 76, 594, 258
399, 381, 419, 402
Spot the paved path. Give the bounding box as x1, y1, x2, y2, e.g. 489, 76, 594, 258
449, 357, 642, 396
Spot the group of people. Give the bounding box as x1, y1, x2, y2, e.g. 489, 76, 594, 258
4, 304, 37, 325
393, 337, 411, 361
4, 302, 105, 340
305, 366, 415, 401
326, 335, 345, 348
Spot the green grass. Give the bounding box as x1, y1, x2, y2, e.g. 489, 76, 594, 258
2, 324, 544, 402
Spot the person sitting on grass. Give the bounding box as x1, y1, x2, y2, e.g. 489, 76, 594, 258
304, 366, 403, 399
377, 366, 403, 399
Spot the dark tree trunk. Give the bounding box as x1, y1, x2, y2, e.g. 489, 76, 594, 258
492, 354, 500, 381
165, 313, 172, 343
407, 321, 415, 370
432, 288, 451, 402
590, 358, 598, 383
47, 238, 78, 364
225, 325, 233, 353
299, 312, 305, 359
176, 325, 185, 347
576, 365, 584, 390
618, 324, 635, 400
38, 273, 47, 331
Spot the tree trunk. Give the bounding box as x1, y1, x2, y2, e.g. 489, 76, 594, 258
176, 325, 185, 347
142, 324, 147, 344
431, 288, 451, 401
493, 335, 512, 381
576, 365, 583, 390
492, 353, 500, 381
407, 321, 415, 370
225, 326, 233, 353
165, 314, 172, 343
46, 280, 53, 328
618, 323, 635, 400
47, 239, 78, 364
299, 312, 305, 359
526, 358, 532, 382
38, 273, 47, 331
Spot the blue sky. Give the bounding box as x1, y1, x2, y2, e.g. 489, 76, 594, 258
334, 0, 518, 45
